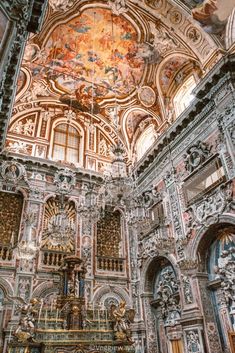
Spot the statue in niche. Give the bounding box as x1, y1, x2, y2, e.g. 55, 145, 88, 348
110, 301, 135, 342
216, 247, 235, 307
186, 330, 202, 353
155, 266, 181, 326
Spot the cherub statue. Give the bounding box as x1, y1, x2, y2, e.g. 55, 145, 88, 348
7, 296, 40, 342
110, 301, 135, 342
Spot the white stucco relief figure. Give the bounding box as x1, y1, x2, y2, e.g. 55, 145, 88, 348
49, 0, 75, 12
186, 330, 202, 353
108, 0, 128, 15
149, 22, 178, 55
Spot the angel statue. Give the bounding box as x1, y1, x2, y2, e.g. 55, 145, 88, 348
7, 296, 40, 342
110, 301, 135, 342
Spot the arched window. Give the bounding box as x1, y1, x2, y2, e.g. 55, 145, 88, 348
173, 75, 197, 117
52, 124, 80, 164
136, 125, 155, 161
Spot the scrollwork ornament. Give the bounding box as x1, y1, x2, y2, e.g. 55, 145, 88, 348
186, 27, 201, 44
108, 0, 128, 15
155, 266, 181, 326
183, 140, 212, 174
186, 330, 203, 353
190, 181, 234, 227
49, 0, 75, 12
54, 168, 76, 195
178, 258, 198, 273
181, 275, 193, 304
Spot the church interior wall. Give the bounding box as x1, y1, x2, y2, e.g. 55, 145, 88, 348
0, 1, 235, 353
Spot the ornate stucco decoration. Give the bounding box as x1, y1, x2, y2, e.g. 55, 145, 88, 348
215, 247, 235, 320
19, 80, 50, 103
181, 275, 193, 304
149, 22, 178, 55
17, 212, 39, 260
0, 160, 28, 185
187, 181, 234, 229
183, 140, 212, 174
49, 0, 76, 12
41, 198, 76, 252
54, 168, 76, 195
138, 229, 174, 266
142, 187, 163, 208
177, 258, 198, 273
186, 330, 203, 353
138, 233, 159, 266
154, 266, 181, 327
108, 0, 128, 15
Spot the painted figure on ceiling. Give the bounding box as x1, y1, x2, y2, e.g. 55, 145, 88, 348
192, 0, 235, 34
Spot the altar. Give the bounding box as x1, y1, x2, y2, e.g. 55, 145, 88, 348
7, 256, 135, 353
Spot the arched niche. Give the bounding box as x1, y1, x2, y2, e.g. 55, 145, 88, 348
142, 256, 183, 353
93, 285, 131, 308
190, 219, 235, 272
40, 196, 77, 267
192, 220, 235, 353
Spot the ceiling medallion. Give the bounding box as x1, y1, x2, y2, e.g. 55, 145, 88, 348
138, 86, 156, 107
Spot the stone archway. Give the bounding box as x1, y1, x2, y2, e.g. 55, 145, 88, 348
190, 220, 235, 353
141, 255, 183, 353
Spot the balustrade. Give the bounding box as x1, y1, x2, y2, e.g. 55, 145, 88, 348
42, 251, 66, 267
0, 246, 13, 261
97, 256, 124, 272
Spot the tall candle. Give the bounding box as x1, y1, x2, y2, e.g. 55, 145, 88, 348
55, 308, 59, 328
38, 299, 43, 326
93, 302, 95, 320
9, 325, 13, 342
97, 309, 100, 330
45, 309, 48, 328
105, 308, 108, 328
50, 299, 54, 313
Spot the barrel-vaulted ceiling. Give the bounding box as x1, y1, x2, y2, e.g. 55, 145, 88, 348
6, 0, 235, 171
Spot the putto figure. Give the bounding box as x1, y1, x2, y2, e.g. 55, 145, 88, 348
110, 301, 135, 341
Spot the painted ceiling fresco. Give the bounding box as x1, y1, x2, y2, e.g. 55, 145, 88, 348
191, 0, 235, 34
24, 8, 144, 109
159, 57, 189, 94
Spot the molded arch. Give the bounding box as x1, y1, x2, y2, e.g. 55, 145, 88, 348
32, 281, 59, 299
141, 254, 179, 294
189, 214, 235, 272
0, 277, 14, 298
93, 285, 131, 307
122, 107, 160, 154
